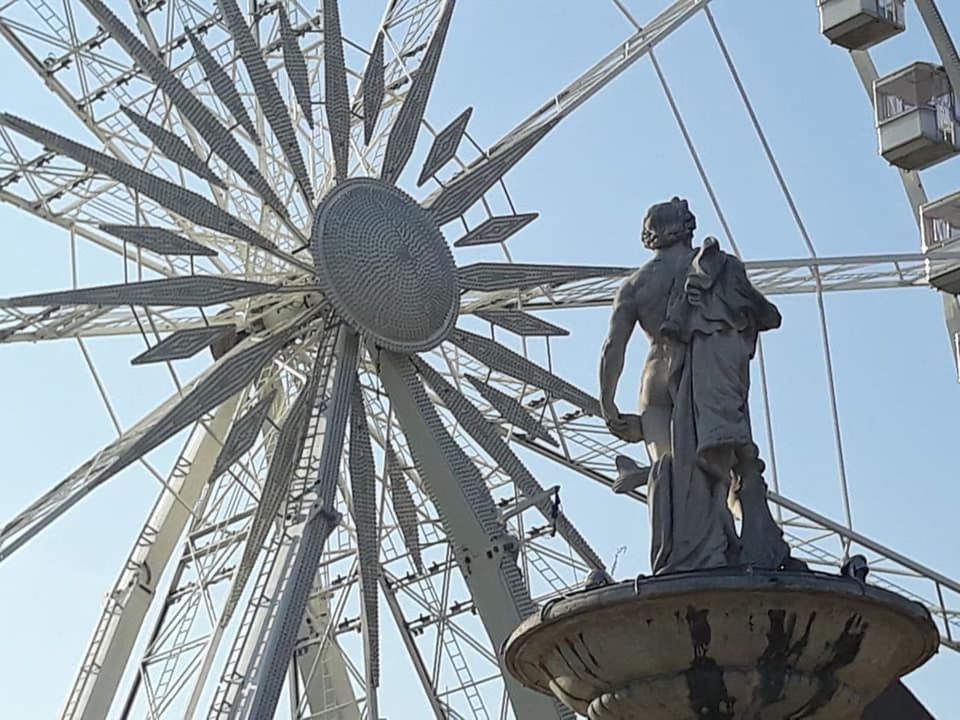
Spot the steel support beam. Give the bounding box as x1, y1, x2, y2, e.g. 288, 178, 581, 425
377, 351, 565, 720
61, 399, 237, 720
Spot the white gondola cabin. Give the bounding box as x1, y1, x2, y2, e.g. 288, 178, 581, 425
819, 0, 905, 50
921, 191, 960, 294
874, 62, 960, 171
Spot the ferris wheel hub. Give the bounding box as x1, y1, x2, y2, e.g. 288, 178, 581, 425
310, 177, 459, 354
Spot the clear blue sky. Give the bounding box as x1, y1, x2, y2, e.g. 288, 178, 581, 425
1, 0, 959, 717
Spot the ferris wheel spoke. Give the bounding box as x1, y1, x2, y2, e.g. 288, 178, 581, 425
0, 318, 305, 565
108, 332, 338, 719
277, 5, 314, 130
463, 375, 557, 447
348, 373, 381, 703
119, 106, 226, 189
1, 276, 278, 309
243, 328, 357, 719
76, 0, 291, 220
322, 0, 351, 183
416, 359, 604, 572
448, 329, 600, 417
361, 32, 385, 146
98, 224, 218, 257
0, 114, 286, 255
202, 331, 361, 720
385, 444, 425, 572
60, 398, 240, 720
186, 30, 260, 145
458, 262, 629, 297
379, 0, 454, 186
432, 346, 633, 484
489, 0, 710, 165
458, 253, 960, 315
377, 350, 566, 719
215, 0, 313, 204
0, 304, 232, 345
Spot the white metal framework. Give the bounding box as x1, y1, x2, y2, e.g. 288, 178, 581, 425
0, 1, 957, 719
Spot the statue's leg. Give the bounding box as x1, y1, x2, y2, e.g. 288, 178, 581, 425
640, 405, 671, 462
734, 442, 789, 569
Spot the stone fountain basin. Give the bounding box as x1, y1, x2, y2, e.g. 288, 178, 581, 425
503, 571, 938, 719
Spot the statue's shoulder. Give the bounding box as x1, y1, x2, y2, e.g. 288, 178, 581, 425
615, 266, 648, 303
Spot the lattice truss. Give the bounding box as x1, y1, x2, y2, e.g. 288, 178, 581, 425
0, 0, 958, 719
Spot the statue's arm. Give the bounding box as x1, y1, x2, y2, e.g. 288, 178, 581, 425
600, 280, 638, 421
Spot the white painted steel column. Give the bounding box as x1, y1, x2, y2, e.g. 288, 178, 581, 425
61, 399, 238, 720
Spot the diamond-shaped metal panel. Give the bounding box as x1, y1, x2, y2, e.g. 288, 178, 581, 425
458, 262, 629, 292
473, 310, 569, 337
362, 32, 385, 145
278, 6, 314, 128
208, 390, 276, 483
385, 444, 423, 572
417, 106, 471, 186
425, 120, 558, 225
454, 213, 538, 247
131, 326, 233, 365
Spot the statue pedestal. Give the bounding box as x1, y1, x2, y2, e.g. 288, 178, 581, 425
503, 571, 938, 719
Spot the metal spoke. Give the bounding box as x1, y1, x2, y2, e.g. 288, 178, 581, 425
77, 0, 289, 219
322, 0, 351, 182
215, 0, 313, 203
380, 0, 454, 185
348, 373, 381, 711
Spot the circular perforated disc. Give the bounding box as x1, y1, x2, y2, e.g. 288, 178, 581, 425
311, 178, 459, 354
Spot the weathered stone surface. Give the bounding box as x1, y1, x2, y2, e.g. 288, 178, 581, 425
503, 571, 938, 720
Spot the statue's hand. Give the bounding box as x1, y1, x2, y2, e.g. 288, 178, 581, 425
606, 412, 644, 444
686, 285, 704, 307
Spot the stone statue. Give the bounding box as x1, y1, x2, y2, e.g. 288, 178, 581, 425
600, 197, 791, 575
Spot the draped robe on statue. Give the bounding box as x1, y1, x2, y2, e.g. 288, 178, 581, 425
646, 238, 781, 575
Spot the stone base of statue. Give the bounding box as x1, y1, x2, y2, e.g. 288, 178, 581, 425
503, 570, 937, 719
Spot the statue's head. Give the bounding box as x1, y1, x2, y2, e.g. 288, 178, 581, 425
642, 197, 696, 249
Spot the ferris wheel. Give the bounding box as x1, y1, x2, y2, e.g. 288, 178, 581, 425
0, 0, 958, 718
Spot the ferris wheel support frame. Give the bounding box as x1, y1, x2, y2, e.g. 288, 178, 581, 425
60, 399, 237, 720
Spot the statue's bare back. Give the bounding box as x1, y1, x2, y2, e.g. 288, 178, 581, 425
599, 197, 796, 574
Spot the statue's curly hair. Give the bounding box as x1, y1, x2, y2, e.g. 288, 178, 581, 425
641, 196, 697, 249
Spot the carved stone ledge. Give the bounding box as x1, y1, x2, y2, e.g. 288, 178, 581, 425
503, 570, 938, 719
